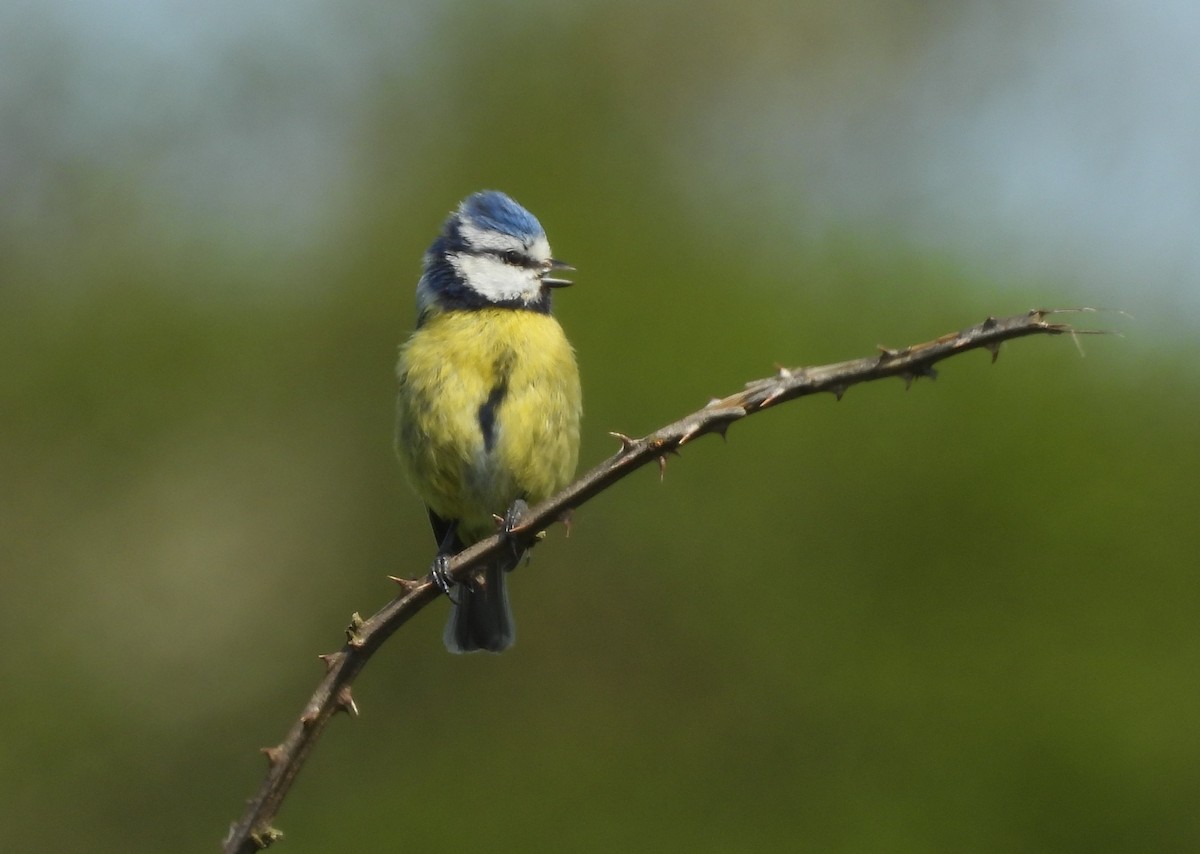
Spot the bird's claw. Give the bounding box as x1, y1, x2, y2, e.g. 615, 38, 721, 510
501, 499, 530, 568
429, 553, 455, 598
503, 499, 530, 535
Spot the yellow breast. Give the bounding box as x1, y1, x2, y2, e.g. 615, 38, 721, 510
395, 308, 581, 542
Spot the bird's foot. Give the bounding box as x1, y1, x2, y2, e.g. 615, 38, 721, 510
429, 553, 455, 598
501, 499, 530, 568
502, 499, 530, 535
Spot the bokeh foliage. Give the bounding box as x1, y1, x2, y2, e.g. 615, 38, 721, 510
2, 3, 1198, 852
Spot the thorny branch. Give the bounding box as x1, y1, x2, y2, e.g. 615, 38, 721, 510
223, 308, 1111, 852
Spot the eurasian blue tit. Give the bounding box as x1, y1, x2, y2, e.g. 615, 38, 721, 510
395, 191, 582, 653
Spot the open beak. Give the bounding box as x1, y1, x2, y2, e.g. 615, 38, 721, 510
541, 258, 575, 288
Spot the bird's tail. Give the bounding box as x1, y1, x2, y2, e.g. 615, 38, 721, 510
444, 557, 518, 653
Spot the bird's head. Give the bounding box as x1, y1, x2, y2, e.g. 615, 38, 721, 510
417, 191, 573, 319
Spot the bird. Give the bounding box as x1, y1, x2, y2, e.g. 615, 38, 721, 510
395, 191, 582, 653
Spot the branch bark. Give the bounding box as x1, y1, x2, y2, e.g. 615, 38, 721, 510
223, 308, 1106, 852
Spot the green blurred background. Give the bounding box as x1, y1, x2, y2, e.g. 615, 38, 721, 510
2, 2, 1198, 851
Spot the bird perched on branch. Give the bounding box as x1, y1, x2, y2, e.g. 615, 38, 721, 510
395, 191, 582, 653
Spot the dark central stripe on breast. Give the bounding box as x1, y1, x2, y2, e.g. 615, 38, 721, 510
478, 379, 509, 453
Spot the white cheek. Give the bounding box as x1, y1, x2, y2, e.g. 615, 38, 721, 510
451, 254, 540, 303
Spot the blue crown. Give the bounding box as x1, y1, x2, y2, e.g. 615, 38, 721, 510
457, 191, 545, 243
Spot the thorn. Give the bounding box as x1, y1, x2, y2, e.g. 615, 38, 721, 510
317, 652, 340, 672
300, 706, 319, 727
712, 421, 731, 442
657, 455, 668, 481
559, 508, 574, 537
985, 342, 1001, 363
705, 397, 723, 408
345, 612, 366, 648
760, 385, 786, 408
337, 686, 359, 717
829, 383, 848, 401
900, 363, 939, 389
775, 364, 794, 380
876, 345, 902, 362
982, 315, 998, 330
386, 575, 422, 592
677, 422, 701, 447
260, 745, 284, 767
608, 431, 638, 451
250, 826, 284, 849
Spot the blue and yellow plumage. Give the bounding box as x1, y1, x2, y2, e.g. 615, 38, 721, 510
395, 191, 581, 653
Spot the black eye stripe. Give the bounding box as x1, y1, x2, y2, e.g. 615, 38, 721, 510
495, 248, 536, 268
